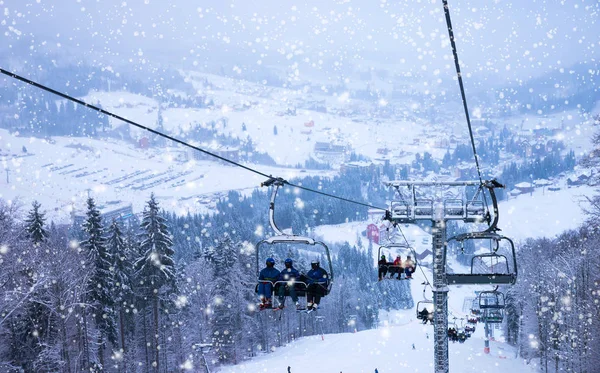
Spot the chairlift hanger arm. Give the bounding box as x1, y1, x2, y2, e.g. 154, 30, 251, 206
263, 178, 286, 236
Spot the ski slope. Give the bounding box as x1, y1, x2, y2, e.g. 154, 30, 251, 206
218, 266, 536, 373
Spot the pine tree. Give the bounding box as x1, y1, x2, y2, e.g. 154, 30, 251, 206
206, 235, 254, 364
581, 116, 600, 221
134, 193, 176, 372
80, 197, 117, 370
106, 219, 133, 364
24, 200, 48, 245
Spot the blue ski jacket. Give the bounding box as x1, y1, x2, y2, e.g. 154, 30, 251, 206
306, 267, 329, 284
259, 267, 281, 283
279, 267, 300, 281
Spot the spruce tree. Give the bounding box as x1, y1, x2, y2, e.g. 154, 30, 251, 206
13, 201, 50, 371
134, 193, 176, 372
106, 219, 133, 362
207, 235, 251, 364
24, 200, 48, 245
80, 197, 117, 370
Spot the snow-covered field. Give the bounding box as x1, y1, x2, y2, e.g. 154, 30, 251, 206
0, 128, 334, 222
500, 183, 592, 241
82, 73, 596, 169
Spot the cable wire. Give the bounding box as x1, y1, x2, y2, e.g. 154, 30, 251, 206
395, 224, 434, 292
442, 0, 483, 185
0, 67, 387, 211
286, 182, 385, 210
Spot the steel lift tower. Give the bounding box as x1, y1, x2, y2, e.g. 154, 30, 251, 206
384, 180, 517, 373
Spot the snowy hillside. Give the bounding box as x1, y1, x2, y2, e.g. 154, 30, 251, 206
81, 72, 597, 168
0, 121, 593, 236
0, 128, 334, 222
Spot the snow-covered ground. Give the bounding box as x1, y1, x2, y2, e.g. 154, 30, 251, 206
0, 128, 334, 222
499, 183, 592, 241
81, 74, 596, 169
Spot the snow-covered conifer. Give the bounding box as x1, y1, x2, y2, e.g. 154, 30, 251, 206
24, 200, 48, 245
106, 218, 133, 361
80, 197, 117, 369
134, 193, 176, 372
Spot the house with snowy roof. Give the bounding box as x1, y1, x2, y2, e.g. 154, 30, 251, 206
514, 182, 534, 194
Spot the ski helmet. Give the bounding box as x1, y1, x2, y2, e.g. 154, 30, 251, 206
284, 258, 293, 265
266, 258, 275, 266
311, 260, 319, 267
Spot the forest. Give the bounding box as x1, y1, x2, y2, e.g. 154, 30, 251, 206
0, 168, 411, 372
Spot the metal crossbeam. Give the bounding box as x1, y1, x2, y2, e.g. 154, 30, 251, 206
386, 180, 482, 187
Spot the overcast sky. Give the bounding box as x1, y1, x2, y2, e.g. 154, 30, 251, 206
2, 0, 599, 83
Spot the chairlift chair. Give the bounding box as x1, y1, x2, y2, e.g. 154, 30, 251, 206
416, 300, 435, 323
255, 179, 334, 303
480, 308, 504, 324
377, 242, 418, 281
445, 232, 517, 285
478, 289, 506, 310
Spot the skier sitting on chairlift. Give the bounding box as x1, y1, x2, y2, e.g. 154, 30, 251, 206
258, 258, 280, 310
391, 255, 403, 279
419, 308, 433, 324
378, 255, 389, 281
277, 258, 302, 310
306, 260, 329, 311
403, 255, 415, 279
447, 327, 458, 342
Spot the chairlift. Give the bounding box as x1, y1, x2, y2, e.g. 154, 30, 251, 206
478, 288, 506, 310
480, 308, 504, 324
255, 178, 334, 304
416, 300, 435, 323
377, 241, 418, 281
445, 232, 517, 285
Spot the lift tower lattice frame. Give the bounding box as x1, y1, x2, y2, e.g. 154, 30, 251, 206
385, 180, 508, 373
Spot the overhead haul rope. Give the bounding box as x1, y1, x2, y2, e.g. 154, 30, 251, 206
441, 0, 483, 186
395, 224, 435, 297
442, 0, 493, 216
0, 68, 386, 211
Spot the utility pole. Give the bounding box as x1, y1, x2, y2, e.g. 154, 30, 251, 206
5, 168, 9, 183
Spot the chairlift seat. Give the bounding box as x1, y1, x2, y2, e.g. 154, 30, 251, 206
391, 201, 410, 219
479, 303, 505, 309
481, 315, 503, 323
265, 235, 315, 245
414, 199, 434, 217
465, 201, 485, 221
443, 198, 464, 217
446, 274, 516, 285
273, 280, 309, 297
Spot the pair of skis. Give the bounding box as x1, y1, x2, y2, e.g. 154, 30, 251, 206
258, 304, 317, 314
272, 306, 318, 314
